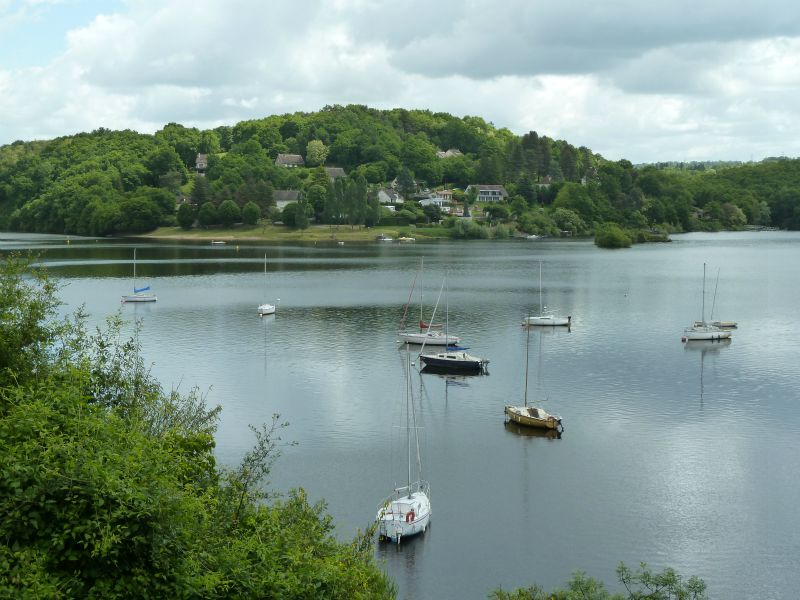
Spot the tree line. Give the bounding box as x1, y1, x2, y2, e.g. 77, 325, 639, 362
1, 105, 799, 238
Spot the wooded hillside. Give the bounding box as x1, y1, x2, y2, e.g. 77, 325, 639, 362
1, 105, 798, 237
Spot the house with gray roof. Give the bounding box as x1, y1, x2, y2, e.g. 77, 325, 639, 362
466, 184, 509, 203
275, 153, 305, 168
273, 190, 301, 211
377, 188, 403, 204
436, 148, 463, 158
325, 167, 346, 181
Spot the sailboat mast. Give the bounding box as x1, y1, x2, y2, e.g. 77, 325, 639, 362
419, 257, 424, 327
445, 272, 449, 345
538, 261, 543, 315
524, 318, 531, 407
406, 346, 412, 494
133, 248, 137, 292
701, 262, 706, 324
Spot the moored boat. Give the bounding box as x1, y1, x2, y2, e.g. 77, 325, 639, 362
419, 350, 488, 372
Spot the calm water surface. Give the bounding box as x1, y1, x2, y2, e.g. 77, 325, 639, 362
2, 231, 799, 599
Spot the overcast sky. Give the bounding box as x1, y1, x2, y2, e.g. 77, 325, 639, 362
2, 0, 799, 163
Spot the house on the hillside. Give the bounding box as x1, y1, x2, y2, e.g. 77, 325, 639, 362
275, 154, 305, 168
325, 167, 346, 181
274, 190, 301, 211
466, 184, 509, 203
438, 189, 454, 202
378, 188, 403, 204
436, 148, 463, 158
536, 175, 553, 188
419, 195, 447, 208
195, 153, 208, 174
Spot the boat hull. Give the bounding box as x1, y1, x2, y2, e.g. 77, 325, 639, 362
398, 331, 460, 346
377, 487, 431, 543
257, 303, 276, 316
420, 352, 487, 372
523, 315, 571, 326
682, 326, 732, 341
121, 294, 157, 303
504, 405, 562, 430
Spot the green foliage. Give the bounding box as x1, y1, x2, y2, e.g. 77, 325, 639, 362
197, 201, 218, 228
490, 562, 707, 600
0, 255, 396, 599
595, 222, 633, 248
2, 106, 799, 236
306, 139, 329, 166
218, 198, 241, 227
242, 201, 261, 225
176, 202, 194, 229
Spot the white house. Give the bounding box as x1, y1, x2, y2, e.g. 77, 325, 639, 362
274, 190, 300, 211
378, 188, 403, 204
466, 184, 509, 203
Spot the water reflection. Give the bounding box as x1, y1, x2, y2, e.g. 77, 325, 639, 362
684, 338, 732, 407
503, 420, 563, 440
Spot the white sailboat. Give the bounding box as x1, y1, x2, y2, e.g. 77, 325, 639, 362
682, 263, 731, 342
257, 254, 278, 316
523, 261, 570, 326
398, 259, 459, 346
121, 248, 156, 303
377, 347, 431, 544
505, 321, 563, 431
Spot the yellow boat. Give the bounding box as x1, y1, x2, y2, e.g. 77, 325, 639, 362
503, 316, 563, 432
504, 405, 562, 430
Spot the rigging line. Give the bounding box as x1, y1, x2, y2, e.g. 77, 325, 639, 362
417, 277, 446, 361
398, 267, 419, 331
710, 267, 721, 321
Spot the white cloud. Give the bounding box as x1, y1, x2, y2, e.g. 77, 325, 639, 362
1, 0, 800, 162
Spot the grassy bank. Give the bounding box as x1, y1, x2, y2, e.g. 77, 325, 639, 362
141, 223, 454, 242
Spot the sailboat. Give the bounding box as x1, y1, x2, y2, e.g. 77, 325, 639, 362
692, 267, 737, 329
377, 346, 432, 543
523, 261, 571, 326
398, 259, 459, 346
419, 275, 487, 372
504, 322, 563, 431
682, 263, 732, 342
257, 254, 278, 316
121, 248, 156, 303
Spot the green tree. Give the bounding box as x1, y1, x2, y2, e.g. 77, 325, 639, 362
594, 222, 633, 248
177, 203, 194, 229
490, 562, 707, 600
306, 139, 329, 166
218, 199, 241, 227
242, 201, 261, 225
198, 201, 218, 228
0, 254, 396, 600
191, 174, 211, 206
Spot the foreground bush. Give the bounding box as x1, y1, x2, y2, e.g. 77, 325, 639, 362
0, 253, 394, 599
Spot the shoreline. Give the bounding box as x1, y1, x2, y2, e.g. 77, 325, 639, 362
137, 224, 452, 243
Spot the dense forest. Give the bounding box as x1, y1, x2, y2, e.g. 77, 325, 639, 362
1, 104, 799, 239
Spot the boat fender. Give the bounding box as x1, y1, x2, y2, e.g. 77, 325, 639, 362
406, 510, 415, 523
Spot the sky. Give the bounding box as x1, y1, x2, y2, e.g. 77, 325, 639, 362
1, 0, 799, 163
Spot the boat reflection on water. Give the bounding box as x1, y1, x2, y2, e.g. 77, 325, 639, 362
682, 337, 732, 354
683, 337, 731, 406
504, 420, 563, 440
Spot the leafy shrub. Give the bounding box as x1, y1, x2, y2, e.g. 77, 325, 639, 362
594, 222, 632, 248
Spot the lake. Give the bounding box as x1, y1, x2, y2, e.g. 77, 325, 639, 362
2, 231, 799, 599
